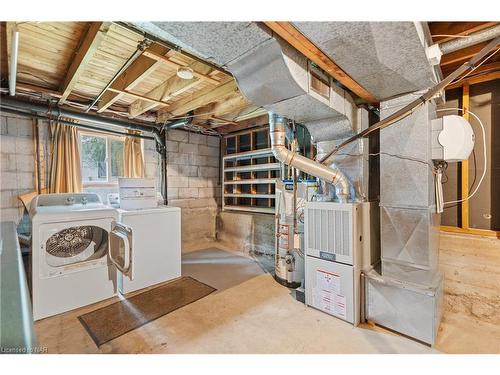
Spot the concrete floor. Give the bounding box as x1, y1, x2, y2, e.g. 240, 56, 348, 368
34, 243, 443, 354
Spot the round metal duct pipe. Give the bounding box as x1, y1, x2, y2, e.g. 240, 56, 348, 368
439, 24, 500, 55
269, 112, 351, 202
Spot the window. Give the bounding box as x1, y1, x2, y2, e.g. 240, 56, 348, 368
80, 132, 126, 184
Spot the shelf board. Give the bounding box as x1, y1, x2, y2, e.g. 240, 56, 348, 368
225, 193, 275, 199
224, 163, 280, 172
223, 205, 275, 214
223, 148, 273, 161
224, 178, 277, 185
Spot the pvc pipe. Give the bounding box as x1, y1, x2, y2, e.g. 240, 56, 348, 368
269, 113, 350, 202
9, 27, 19, 96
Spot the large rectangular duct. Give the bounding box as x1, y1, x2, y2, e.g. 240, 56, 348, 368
366, 92, 443, 345
379, 93, 440, 282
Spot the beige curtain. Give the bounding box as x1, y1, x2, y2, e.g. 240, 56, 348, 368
49, 123, 82, 193
124, 132, 145, 178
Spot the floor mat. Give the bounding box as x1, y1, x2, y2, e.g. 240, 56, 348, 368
78, 276, 216, 347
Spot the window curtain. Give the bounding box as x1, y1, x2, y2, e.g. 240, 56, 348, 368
49, 122, 82, 193
124, 131, 145, 178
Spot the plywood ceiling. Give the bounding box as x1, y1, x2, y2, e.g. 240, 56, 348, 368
0, 21, 262, 133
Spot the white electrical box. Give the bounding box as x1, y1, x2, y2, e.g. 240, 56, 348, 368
118, 178, 157, 210
432, 115, 474, 162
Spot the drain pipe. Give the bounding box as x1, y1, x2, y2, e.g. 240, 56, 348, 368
0, 96, 163, 146
9, 26, 20, 96
269, 113, 350, 202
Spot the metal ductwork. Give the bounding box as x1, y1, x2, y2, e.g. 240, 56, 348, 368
132, 22, 359, 199
293, 22, 437, 101
269, 113, 350, 202
439, 23, 500, 55
137, 22, 357, 136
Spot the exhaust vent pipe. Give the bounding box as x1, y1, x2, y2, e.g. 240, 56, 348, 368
269, 113, 350, 202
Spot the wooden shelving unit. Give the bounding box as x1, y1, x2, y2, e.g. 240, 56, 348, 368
222, 124, 315, 214
223, 127, 279, 214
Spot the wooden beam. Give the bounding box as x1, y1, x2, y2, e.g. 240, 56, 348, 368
233, 106, 268, 122
429, 22, 498, 44
157, 79, 238, 123
217, 114, 269, 134
446, 62, 500, 89
107, 87, 170, 107
97, 43, 171, 113
440, 225, 500, 238
441, 41, 493, 66
461, 83, 470, 229
211, 93, 250, 118
59, 22, 109, 104
142, 49, 221, 85
128, 60, 213, 118
17, 82, 62, 97
210, 117, 238, 129
262, 21, 378, 105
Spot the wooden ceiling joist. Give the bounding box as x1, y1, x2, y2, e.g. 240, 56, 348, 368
58, 22, 109, 104
211, 93, 250, 119
217, 113, 269, 134
440, 41, 492, 66
430, 22, 498, 44
157, 79, 238, 123
128, 60, 214, 118
141, 49, 221, 85
446, 61, 500, 89
97, 43, 171, 113
262, 21, 378, 105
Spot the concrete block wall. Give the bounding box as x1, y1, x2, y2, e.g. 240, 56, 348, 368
217, 211, 275, 255
165, 129, 221, 245
0, 113, 50, 226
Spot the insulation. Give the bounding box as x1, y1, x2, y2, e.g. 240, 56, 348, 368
293, 22, 436, 101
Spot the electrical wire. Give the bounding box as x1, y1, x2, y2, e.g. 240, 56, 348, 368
161, 105, 264, 124
437, 108, 487, 205
449, 47, 500, 86
443, 148, 478, 210
432, 34, 476, 39
320, 151, 432, 167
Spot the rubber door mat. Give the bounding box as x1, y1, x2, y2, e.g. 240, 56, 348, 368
78, 276, 216, 347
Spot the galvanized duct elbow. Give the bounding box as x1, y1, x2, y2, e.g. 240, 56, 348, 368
269, 113, 351, 202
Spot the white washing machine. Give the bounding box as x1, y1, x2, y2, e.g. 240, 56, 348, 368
116, 206, 181, 295
30, 193, 134, 321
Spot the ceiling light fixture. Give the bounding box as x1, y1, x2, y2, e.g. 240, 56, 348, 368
177, 67, 194, 80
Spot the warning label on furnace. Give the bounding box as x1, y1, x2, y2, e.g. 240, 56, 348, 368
313, 269, 346, 318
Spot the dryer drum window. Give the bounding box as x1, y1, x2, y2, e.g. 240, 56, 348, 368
45, 226, 108, 267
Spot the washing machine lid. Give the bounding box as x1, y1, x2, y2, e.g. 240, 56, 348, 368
30, 193, 118, 222
31, 201, 117, 223
31, 206, 118, 223
116, 205, 181, 216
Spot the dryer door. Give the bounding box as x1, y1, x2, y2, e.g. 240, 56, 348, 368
109, 221, 134, 280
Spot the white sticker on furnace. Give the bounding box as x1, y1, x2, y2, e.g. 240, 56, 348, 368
316, 269, 341, 294
314, 270, 345, 317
